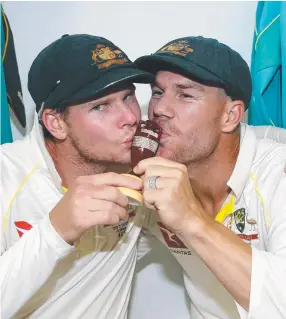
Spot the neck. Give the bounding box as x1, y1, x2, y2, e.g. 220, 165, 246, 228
186, 132, 240, 218
45, 139, 108, 188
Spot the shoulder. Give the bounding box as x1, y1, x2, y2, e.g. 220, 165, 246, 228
253, 138, 286, 175
251, 138, 286, 221
1, 136, 41, 213
1, 136, 38, 181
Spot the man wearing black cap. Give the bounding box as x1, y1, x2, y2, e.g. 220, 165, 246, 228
0, 34, 154, 318
134, 36, 286, 318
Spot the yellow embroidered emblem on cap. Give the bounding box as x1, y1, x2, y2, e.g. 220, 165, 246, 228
159, 40, 194, 57
91, 44, 128, 69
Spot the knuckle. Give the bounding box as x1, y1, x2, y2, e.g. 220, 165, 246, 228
104, 210, 112, 221
112, 216, 120, 225
74, 176, 84, 187
90, 175, 100, 185
72, 181, 86, 195
95, 184, 106, 193
113, 188, 127, 205
117, 207, 125, 216
74, 185, 84, 196
73, 197, 80, 209
106, 210, 119, 224
107, 201, 117, 211
121, 195, 129, 207
98, 210, 108, 223
106, 172, 117, 180
110, 186, 119, 199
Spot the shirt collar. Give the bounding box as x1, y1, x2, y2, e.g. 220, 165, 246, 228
227, 123, 257, 200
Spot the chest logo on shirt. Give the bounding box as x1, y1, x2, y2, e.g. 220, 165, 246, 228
232, 209, 259, 243
14, 221, 33, 238
234, 208, 246, 233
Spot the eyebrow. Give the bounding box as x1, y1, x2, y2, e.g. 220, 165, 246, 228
151, 81, 205, 92
86, 85, 136, 105
176, 83, 205, 92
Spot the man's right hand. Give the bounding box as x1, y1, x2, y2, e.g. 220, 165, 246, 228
49, 173, 143, 244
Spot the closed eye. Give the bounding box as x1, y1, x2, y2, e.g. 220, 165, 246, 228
180, 93, 194, 99
152, 90, 163, 97
124, 91, 135, 101
91, 104, 105, 112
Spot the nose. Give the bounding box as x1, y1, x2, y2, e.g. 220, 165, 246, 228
117, 103, 138, 129
150, 95, 174, 120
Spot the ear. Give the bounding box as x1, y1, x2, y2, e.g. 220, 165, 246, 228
41, 109, 68, 139
221, 100, 244, 133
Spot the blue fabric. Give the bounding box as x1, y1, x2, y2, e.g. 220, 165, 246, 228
248, 1, 286, 128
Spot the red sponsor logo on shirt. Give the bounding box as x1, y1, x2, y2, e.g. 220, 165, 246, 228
14, 221, 33, 238
158, 222, 187, 249
237, 233, 258, 241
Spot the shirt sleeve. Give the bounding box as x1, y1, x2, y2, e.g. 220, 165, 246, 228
248, 165, 286, 318
0, 216, 74, 319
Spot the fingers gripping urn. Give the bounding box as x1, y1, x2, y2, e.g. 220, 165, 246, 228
118, 120, 162, 206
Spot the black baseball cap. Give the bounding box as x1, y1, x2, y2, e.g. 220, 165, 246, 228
135, 36, 252, 109
28, 34, 154, 113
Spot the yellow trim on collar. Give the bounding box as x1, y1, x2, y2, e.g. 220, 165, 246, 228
215, 195, 235, 223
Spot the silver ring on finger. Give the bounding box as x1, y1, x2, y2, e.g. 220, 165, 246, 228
148, 176, 159, 189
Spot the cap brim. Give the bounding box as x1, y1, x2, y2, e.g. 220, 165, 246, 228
135, 54, 225, 88
62, 67, 154, 106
